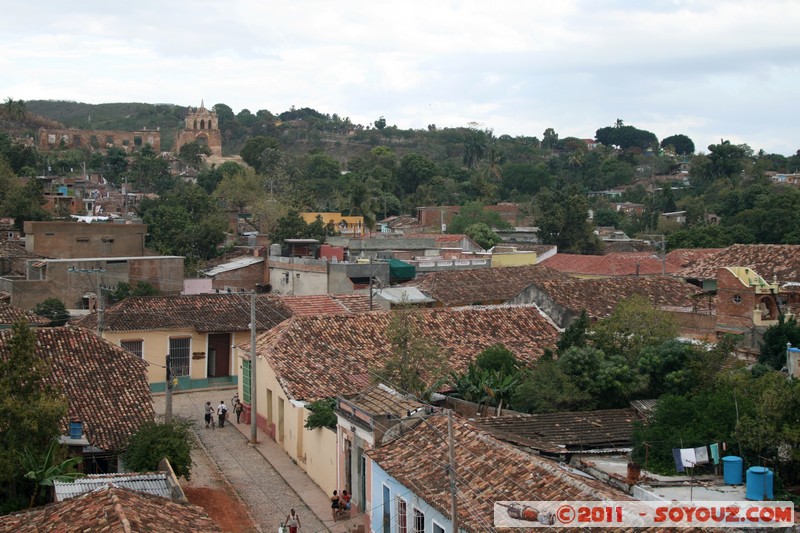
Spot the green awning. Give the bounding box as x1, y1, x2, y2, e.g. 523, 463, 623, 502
387, 258, 415, 281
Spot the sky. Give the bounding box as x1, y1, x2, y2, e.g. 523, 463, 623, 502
1, 1, 799, 155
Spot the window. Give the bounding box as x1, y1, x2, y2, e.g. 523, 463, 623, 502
732, 294, 742, 304
432, 522, 444, 533
120, 340, 143, 358
413, 508, 424, 533
169, 337, 191, 377
397, 498, 407, 533
382, 485, 391, 531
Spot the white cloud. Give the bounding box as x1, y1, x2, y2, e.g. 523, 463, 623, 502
1, 0, 798, 154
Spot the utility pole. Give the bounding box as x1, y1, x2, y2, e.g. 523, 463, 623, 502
165, 353, 173, 423
448, 410, 458, 533
250, 290, 258, 444
369, 257, 374, 311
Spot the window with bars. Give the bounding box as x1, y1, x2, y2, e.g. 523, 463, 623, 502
169, 338, 190, 377
413, 508, 424, 533
432, 522, 445, 533
120, 340, 143, 358
397, 498, 408, 533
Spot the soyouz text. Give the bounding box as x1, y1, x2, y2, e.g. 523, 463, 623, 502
494, 501, 795, 528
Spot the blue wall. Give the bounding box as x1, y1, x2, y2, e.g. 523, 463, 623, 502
370, 462, 452, 533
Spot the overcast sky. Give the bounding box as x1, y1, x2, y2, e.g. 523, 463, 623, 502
2, 1, 798, 155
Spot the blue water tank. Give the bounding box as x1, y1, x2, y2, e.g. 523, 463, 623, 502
69, 421, 83, 440
722, 456, 743, 485
746, 466, 773, 500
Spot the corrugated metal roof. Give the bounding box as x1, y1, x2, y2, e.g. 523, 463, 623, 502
203, 256, 263, 276
54, 473, 172, 501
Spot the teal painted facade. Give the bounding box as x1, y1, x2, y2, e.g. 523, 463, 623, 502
150, 375, 238, 393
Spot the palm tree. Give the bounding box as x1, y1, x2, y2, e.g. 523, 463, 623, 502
614, 118, 624, 128
482, 148, 504, 182
3, 97, 26, 121
462, 130, 487, 169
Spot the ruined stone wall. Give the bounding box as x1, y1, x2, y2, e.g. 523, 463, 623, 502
38, 127, 161, 152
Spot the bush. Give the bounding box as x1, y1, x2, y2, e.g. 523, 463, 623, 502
123, 421, 193, 479
32, 298, 70, 326
304, 398, 336, 430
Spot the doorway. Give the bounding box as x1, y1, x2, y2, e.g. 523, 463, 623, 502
207, 333, 231, 377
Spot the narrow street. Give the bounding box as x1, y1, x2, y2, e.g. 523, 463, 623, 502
154, 388, 354, 533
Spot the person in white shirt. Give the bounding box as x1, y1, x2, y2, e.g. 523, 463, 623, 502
217, 400, 228, 427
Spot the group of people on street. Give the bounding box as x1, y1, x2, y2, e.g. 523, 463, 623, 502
204, 394, 245, 429
330, 489, 352, 520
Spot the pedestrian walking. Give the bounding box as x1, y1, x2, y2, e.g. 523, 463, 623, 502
284, 508, 301, 533
204, 401, 214, 428
217, 400, 228, 428
331, 490, 340, 520
234, 399, 244, 423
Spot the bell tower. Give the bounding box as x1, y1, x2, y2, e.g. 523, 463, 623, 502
174, 100, 222, 157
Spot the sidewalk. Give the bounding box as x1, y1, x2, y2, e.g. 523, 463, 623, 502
227, 413, 358, 533
156, 389, 360, 533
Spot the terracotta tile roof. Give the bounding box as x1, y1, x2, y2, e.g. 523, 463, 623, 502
253, 306, 559, 402
76, 294, 292, 333
330, 293, 373, 313
676, 244, 800, 283
472, 408, 638, 454
280, 294, 351, 316
367, 415, 635, 533
540, 252, 678, 276
0, 326, 153, 452
0, 302, 50, 326
0, 240, 43, 276
0, 485, 220, 532
343, 384, 424, 419
539, 275, 705, 320
414, 265, 571, 306
664, 248, 722, 269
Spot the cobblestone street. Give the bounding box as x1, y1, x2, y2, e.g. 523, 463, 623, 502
154, 388, 351, 533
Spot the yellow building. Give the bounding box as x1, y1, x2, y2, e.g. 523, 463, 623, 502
301, 212, 365, 236
76, 294, 292, 391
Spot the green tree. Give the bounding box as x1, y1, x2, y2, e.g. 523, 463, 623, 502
32, 298, 70, 327
110, 281, 160, 302
397, 153, 437, 195
1, 178, 49, 230
139, 183, 227, 268
239, 136, 279, 170
557, 311, 590, 354
268, 209, 311, 245
0, 319, 68, 510
535, 186, 600, 253
591, 294, 677, 363
178, 141, 211, 168
447, 201, 512, 234
374, 116, 387, 131
123, 420, 192, 480
304, 398, 337, 430
475, 344, 518, 375
512, 359, 593, 413
660, 134, 695, 155
595, 124, 658, 151
759, 316, 800, 369
375, 309, 451, 401
464, 222, 501, 249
